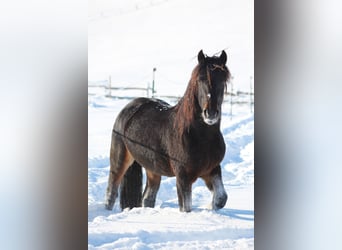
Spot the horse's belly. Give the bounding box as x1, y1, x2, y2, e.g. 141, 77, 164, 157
125, 139, 175, 177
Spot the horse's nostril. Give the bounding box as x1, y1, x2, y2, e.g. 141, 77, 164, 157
204, 109, 219, 118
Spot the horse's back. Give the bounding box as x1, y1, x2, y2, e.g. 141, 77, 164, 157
112, 97, 175, 176
113, 98, 150, 131
114, 97, 170, 130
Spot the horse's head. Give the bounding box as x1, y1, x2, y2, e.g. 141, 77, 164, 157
196, 50, 230, 125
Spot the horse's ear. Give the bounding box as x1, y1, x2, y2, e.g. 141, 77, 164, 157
198, 50, 206, 64
219, 50, 227, 65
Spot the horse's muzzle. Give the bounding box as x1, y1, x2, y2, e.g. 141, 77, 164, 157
203, 109, 220, 125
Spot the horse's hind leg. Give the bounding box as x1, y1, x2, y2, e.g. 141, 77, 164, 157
105, 134, 134, 210
142, 170, 161, 208
120, 161, 143, 210
202, 165, 228, 210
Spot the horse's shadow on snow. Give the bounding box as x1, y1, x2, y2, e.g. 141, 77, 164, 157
216, 208, 254, 221
160, 202, 254, 221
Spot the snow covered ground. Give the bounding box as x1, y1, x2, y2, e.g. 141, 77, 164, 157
88, 96, 254, 249
89, 0, 253, 248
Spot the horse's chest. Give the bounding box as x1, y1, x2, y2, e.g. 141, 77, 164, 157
186, 134, 225, 173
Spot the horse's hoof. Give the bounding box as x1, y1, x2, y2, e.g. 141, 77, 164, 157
213, 193, 228, 210
179, 207, 191, 213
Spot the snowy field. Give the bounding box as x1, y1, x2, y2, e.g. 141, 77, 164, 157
88, 96, 254, 249
89, 0, 253, 249
89, 0, 253, 94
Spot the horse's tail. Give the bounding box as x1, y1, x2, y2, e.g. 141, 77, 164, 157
119, 161, 143, 210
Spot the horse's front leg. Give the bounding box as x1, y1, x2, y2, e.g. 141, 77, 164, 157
202, 165, 228, 210
176, 174, 193, 212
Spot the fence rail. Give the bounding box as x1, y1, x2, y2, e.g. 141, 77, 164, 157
88, 84, 253, 100
105, 86, 148, 91
88, 74, 254, 115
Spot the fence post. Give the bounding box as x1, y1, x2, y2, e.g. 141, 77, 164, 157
230, 76, 234, 120
108, 75, 112, 97
250, 76, 253, 113
152, 67, 156, 98
147, 81, 150, 98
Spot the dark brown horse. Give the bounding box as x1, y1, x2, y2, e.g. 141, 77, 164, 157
105, 50, 231, 212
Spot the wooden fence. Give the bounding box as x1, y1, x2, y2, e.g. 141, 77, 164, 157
88, 76, 254, 114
